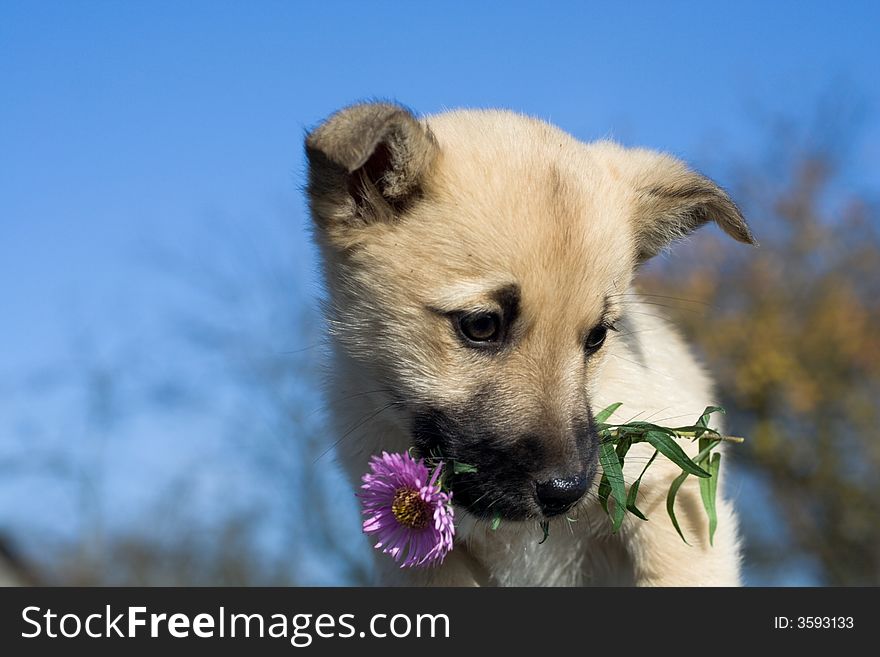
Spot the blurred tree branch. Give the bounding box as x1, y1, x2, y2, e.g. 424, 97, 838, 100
641, 104, 880, 585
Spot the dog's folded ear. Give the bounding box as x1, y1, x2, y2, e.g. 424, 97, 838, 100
306, 102, 438, 234
620, 148, 757, 262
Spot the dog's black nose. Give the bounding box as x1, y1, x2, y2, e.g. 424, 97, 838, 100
535, 472, 588, 516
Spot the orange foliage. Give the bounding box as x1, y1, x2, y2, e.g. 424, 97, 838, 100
640, 153, 880, 584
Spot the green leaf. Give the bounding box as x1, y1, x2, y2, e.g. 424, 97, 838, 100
619, 421, 675, 435
698, 406, 726, 426
597, 472, 611, 515
666, 440, 722, 544
694, 405, 725, 438
452, 461, 478, 475
625, 450, 658, 521
592, 402, 734, 542
594, 402, 623, 424
645, 431, 711, 477
666, 470, 691, 545
691, 440, 722, 467
538, 520, 550, 544
490, 513, 501, 531
615, 435, 632, 461
699, 453, 721, 545
625, 486, 649, 521
694, 406, 723, 477
599, 440, 627, 531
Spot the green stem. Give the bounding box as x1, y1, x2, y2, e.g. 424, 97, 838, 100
603, 428, 744, 443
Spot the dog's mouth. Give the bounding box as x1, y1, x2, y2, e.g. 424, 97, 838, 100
444, 461, 598, 521
411, 408, 599, 521
444, 470, 539, 521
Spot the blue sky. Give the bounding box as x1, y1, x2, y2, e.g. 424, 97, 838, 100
3, 1, 879, 373
1, 1, 878, 584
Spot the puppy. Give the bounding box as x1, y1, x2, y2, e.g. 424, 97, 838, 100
305, 103, 755, 586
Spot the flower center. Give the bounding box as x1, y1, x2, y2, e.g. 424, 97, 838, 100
391, 487, 432, 529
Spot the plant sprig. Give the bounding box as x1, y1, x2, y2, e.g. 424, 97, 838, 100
414, 403, 742, 547
595, 403, 742, 545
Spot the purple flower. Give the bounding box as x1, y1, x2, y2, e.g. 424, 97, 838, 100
359, 451, 455, 568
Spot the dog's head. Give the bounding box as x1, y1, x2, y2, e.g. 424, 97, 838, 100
306, 103, 754, 521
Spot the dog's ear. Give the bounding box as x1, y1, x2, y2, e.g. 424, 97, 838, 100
305, 102, 438, 235
619, 148, 756, 262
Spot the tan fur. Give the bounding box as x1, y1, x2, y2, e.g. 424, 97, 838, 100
306, 103, 754, 586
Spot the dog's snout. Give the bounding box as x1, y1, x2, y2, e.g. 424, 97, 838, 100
535, 472, 588, 516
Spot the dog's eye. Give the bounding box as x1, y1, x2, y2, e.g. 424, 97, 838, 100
457, 311, 502, 344
584, 324, 609, 355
